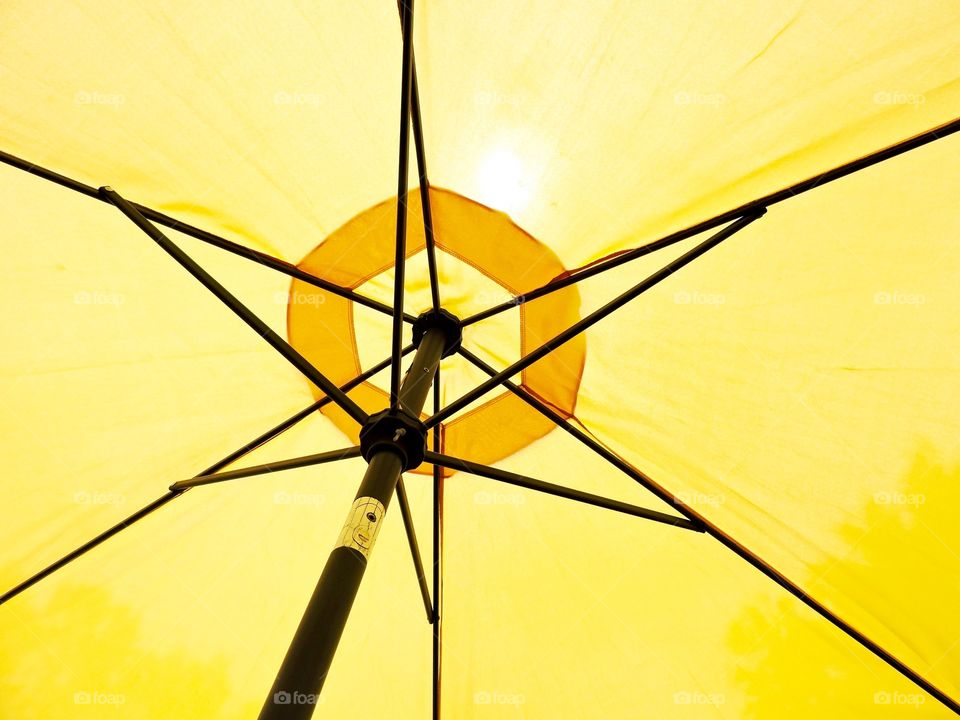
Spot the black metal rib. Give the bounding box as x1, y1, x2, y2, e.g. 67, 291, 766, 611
428, 212, 764, 428
412, 67, 441, 312
431, 367, 442, 720
396, 477, 434, 622
102, 186, 369, 426
461, 114, 960, 326
426, 452, 701, 531
390, 0, 417, 409
0, 349, 407, 607
396, 1, 441, 311
170, 447, 362, 490
0, 148, 412, 323
0, 491, 179, 606
456, 349, 960, 714
395, 0, 438, 624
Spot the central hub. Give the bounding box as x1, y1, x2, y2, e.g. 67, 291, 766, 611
359, 409, 428, 471
411, 308, 462, 358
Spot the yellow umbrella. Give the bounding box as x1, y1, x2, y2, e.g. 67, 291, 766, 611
1, 1, 959, 717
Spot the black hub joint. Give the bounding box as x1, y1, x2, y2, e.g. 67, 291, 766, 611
412, 309, 462, 358
359, 409, 427, 471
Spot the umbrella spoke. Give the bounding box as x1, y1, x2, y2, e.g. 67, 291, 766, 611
431, 369, 442, 720
395, 1, 441, 312
425, 451, 703, 532
0, 491, 181, 606
102, 186, 369, 426
462, 240, 678, 326
0, 149, 411, 323
0, 349, 406, 606
461, 114, 960, 327
389, 0, 417, 409
170, 447, 362, 490
396, 477, 434, 622
427, 211, 764, 428
412, 67, 441, 312
457, 350, 960, 714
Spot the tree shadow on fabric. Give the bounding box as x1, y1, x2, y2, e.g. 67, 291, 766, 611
0, 583, 259, 718
728, 448, 960, 718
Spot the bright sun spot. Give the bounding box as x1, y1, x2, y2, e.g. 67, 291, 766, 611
475, 148, 531, 216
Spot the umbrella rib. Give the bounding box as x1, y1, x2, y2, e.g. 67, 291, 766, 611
0, 149, 411, 323
396, 476, 435, 622
431, 367, 443, 720
390, 0, 417, 409
427, 211, 764, 428
0, 348, 406, 606
381, 15, 443, 615
396, 1, 441, 311
411, 61, 441, 312
456, 348, 960, 714
460, 114, 960, 327
170, 447, 362, 490
462, 239, 678, 326
101, 186, 368, 426
425, 451, 703, 532
0, 491, 180, 606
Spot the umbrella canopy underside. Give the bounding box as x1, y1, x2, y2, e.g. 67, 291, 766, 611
1, 1, 959, 717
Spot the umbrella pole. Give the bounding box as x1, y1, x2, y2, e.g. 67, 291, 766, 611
259, 317, 457, 719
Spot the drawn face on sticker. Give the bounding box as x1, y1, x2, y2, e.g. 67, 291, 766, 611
353, 527, 372, 549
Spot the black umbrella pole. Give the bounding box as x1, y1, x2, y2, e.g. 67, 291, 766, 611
259, 326, 448, 719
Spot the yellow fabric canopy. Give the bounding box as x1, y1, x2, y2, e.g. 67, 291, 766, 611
1, 1, 958, 717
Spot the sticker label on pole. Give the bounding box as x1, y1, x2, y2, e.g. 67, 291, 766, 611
336, 496, 386, 559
